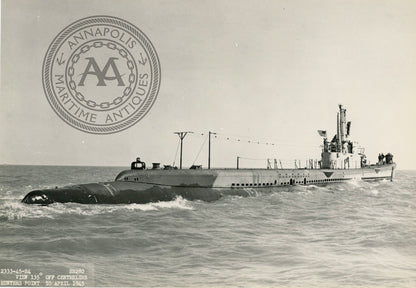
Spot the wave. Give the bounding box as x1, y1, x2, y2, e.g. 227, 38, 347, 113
124, 196, 193, 211
0, 196, 194, 221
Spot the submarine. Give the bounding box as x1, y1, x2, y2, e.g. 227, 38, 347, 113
22, 105, 396, 205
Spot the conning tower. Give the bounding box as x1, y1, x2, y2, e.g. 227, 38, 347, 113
320, 105, 365, 169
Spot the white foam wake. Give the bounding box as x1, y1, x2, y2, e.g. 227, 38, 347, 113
124, 196, 193, 211
1, 196, 194, 220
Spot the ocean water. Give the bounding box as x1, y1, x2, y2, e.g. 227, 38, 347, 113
0, 165, 415, 288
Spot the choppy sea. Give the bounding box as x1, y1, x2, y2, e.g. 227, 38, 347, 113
0, 165, 415, 287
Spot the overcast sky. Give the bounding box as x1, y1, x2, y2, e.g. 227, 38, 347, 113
1, 0, 415, 169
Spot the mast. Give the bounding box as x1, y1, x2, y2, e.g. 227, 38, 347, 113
337, 112, 341, 152
338, 104, 347, 152
174, 131, 193, 169
339, 105, 347, 146
208, 131, 216, 169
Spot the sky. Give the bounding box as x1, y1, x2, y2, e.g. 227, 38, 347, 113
1, 0, 415, 169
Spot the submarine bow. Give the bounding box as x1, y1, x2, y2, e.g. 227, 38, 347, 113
22, 182, 250, 205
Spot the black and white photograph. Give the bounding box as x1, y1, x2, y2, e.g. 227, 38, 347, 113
1, 0, 415, 287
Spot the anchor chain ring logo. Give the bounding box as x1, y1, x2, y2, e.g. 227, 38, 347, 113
42, 16, 161, 134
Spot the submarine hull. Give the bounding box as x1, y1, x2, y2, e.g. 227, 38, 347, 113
21, 164, 395, 205
21, 181, 251, 205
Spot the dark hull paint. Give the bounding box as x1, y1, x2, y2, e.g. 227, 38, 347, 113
21, 181, 253, 205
